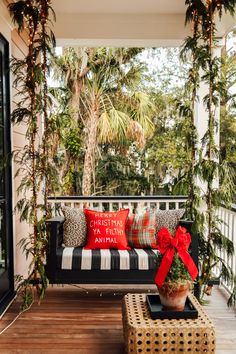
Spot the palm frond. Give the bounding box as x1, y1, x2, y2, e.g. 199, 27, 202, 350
98, 109, 131, 144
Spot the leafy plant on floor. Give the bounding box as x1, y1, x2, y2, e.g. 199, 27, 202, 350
183, 0, 236, 304
8, 0, 56, 308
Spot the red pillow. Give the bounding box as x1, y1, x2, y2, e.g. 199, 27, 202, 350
84, 209, 130, 250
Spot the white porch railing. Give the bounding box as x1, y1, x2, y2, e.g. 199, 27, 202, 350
215, 204, 236, 292
47, 195, 187, 215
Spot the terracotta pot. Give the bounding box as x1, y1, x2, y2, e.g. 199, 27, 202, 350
157, 281, 191, 311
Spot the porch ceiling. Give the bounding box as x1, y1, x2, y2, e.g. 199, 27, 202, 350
52, 0, 189, 47
52, 1, 235, 47
52, 0, 187, 15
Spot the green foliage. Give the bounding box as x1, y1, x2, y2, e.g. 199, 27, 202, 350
9, 0, 56, 308
157, 253, 191, 284
95, 147, 149, 196
15, 275, 34, 311
64, 129, 81, 157
167, 253, 191, 283
50, 47, 156, 195
219, 48, 236, 194
50, 45, 208, 197
50, 41, 235, 200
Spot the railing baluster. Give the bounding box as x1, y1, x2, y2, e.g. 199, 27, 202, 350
213, 204, 236, 292
228, 212, 233, 273
218, 207, 222, 267
128, 202, 132, 213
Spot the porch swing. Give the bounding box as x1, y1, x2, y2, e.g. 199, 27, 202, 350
45, 196, 199, 295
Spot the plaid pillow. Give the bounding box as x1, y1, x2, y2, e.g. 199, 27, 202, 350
126, 210, 158, 248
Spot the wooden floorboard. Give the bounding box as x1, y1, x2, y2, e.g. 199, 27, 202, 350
0, 285, 235, 354
202, 287, 236, 354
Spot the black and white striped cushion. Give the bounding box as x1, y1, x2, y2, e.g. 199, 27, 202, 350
57, 247, 160, 271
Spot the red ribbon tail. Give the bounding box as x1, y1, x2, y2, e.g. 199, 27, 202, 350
155, 248, 174, 287
178, 251, 198, 281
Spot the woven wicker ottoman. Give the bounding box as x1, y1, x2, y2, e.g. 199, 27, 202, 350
122, 293, 215, 353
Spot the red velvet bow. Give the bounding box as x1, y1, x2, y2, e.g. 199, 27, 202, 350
155, 226, 198, 287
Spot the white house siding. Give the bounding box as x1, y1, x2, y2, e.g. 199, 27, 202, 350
1, 0, 32, 278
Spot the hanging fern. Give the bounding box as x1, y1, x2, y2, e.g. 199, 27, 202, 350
182, 0, 236, 304
8, 0, 56, 308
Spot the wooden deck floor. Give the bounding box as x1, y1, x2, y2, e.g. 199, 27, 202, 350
0, 285, 235, 354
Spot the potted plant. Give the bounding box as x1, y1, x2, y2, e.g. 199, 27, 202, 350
155, 225, 198, 311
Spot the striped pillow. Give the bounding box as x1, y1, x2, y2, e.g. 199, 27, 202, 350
126, 211, 158, 249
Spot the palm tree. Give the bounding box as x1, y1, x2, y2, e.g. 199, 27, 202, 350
53, 47, 154, 196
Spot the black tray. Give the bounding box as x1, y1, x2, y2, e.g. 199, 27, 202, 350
146, 294, 198, 320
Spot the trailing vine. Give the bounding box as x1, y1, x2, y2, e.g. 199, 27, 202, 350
39, 0, 56, 219
8, 0, 56, 308
199, 0, 236, 302
177, 0, 203, 229
182, 0, 236, 303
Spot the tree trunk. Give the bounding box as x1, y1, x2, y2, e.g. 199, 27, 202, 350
82, 93, 100, 196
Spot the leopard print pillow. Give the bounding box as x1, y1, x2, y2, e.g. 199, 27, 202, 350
156, 209, 185, 235
62, 206, 87, 247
